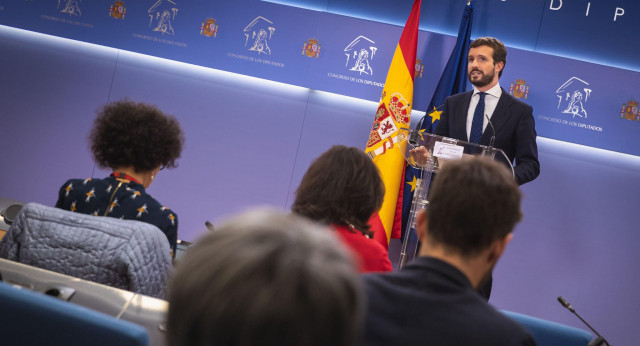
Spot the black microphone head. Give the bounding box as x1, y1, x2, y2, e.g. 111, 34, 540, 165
408, 131, 420, 146
557, 296, 575, 312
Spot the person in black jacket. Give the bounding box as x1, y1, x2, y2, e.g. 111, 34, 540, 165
435, 37, 539, 185
361, 157, 535, 346
55, 99, 184, 256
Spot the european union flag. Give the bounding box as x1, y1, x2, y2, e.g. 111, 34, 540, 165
400, 0, 475, 243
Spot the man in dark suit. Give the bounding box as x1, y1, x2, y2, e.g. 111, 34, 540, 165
361, 157, 535, 346
435, 37, 539, 185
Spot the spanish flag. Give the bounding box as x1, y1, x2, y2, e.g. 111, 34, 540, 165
365, 0, 421, 247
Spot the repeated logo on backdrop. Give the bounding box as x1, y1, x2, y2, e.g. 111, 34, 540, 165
509, 79, 529, 99
344, 36, 377, 76
200, 18, 218, 38
302, 38, 321, 58
414, 59, 424, 79
109, 1, 127, 20
58, 0, 81, 16
620, 101, 639, 121
244, 17, 275, 55
556, 77, 591, 119
148, 0, 178, 36
1, 0, 638, 155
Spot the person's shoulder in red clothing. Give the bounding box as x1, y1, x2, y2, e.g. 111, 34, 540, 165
332, 224, 392, 273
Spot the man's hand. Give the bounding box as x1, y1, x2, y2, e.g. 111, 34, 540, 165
409, 146, 430, 168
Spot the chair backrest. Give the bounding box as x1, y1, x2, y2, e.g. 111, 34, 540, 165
0, 281, 149, 346
0, 258, 169, 346
0, 202, 172, 298
502, 310, 593, 346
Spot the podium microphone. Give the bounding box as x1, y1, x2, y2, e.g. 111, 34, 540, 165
408, 130, 421, 146
557, 296, 610, 346
484, 113, 496, 148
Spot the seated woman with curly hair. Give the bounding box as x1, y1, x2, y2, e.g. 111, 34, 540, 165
292, 145, 392, 273
55, 100, 185, 256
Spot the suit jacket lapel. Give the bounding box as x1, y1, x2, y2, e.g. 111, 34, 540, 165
454, 92, 473, 141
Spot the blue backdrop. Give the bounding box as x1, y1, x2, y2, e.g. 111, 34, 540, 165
1, 0, 638, 155
1, 1, 639, 345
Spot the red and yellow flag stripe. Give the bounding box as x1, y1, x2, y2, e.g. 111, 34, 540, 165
365, 0, 421, 246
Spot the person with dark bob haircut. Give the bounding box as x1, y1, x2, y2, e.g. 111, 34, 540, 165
167, 208, 364, 346
55, 99, 185, 256
292, 145, 392, 273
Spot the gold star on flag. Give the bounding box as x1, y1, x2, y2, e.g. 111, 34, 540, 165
428, 106, 442, 123
406, 175, 417, 192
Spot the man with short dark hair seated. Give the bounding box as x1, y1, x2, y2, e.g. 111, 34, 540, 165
167, 209, 364, 346
361, 157, 535, 346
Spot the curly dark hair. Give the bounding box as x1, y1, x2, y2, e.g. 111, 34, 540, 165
89, 100, 184, 172
292, 145, 384, 237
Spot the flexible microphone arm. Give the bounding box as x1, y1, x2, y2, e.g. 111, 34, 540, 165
557, 296, 610, 346
484, 113, 496, 148
483, 113, 514, 179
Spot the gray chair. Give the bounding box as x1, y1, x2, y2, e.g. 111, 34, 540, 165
0, 202, 172, 298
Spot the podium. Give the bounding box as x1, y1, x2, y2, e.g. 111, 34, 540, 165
395, 128, 513, 269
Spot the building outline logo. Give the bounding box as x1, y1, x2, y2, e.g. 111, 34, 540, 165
148, 0, 179, 36
243, 16, 275, 55
344, 36, 377, 76
556, 77, 591, 118
58, 0, 81, 16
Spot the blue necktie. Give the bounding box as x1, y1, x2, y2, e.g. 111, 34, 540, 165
469, 92, 486, 143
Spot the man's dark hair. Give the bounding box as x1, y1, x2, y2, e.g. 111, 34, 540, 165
90, 100, 184, 172
426, 157, 522, 256
470, 37, 507, 78
292, 145, 384, 236
167, 209, 363, 346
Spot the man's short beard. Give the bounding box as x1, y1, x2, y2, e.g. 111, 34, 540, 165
469, 70, 494, 88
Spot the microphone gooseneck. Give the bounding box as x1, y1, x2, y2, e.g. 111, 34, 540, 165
556, 296, 610, 346
484, 113, 496, 148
